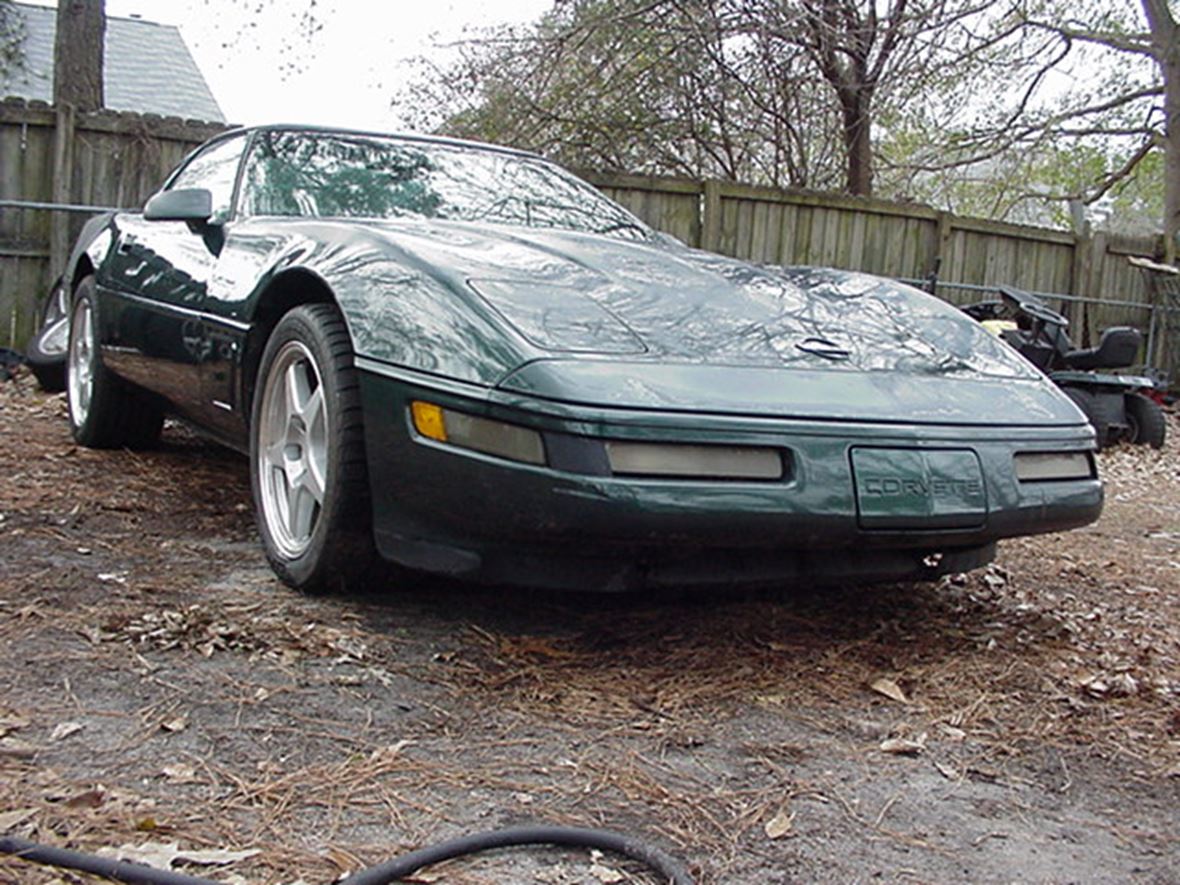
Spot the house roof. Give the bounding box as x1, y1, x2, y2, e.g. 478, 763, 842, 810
0, 2, 225, 122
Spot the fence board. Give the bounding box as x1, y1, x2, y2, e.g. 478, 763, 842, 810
0, 100, 225, 349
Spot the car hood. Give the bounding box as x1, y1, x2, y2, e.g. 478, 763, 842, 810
358, 219, 1080, 425
375, 220, 1033, 374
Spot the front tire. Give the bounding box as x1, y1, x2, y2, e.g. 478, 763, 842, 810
250, 304, 376, 594
1125, 392, 1166, 449
67, 276, 163, 448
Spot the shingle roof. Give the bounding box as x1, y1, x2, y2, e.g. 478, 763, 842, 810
0, 2, 225, 122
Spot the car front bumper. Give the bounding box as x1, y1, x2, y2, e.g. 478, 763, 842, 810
357, 363, 1103, 591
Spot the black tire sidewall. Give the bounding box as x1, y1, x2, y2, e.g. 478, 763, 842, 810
67, 278, 113, 446
1125, 392, 1167, 449
26, 326, 67, 391
249, 304, 372, 593
65, 276, 163, 449
1062, 386, 1105, 450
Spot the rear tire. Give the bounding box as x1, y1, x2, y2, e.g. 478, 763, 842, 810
28, 277, 69, 392
1125, 392, 1166, 449
66, 276, 163, 449
27, 322, 67, 392
250, 303, 377, 594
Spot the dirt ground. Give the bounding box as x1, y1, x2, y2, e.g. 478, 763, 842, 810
1, 373, 1178, 885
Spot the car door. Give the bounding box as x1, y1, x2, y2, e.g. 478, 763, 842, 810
98, 133, 250, 424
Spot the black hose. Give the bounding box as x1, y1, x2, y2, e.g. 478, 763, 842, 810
346, 825, 695, 885
0, 837, 218, 885
1, 825, 696, 885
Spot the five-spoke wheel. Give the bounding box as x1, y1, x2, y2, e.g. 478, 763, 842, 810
256, 340, 329, 558
249, 304, 375, 593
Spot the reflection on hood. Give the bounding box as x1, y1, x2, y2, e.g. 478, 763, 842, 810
374, 219, 1039, 381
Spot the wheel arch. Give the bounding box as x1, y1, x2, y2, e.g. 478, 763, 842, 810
69, 256, 95, 292
241, 268, 339, 416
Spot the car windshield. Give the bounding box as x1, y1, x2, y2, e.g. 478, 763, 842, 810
240, 130, 650, 240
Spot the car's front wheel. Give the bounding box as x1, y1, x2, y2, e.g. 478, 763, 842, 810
250, 303, 376, 593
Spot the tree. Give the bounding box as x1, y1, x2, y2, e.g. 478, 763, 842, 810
886, 0, 1176, 255
0, 0, 24, 79
398, 1, 826, 186
53, 0, 106, 111
402, 0, 1176, 246
746, 0, 998, 196
1022, 0, 1178, 258
1140, 0, 1178, 260
399, 0, 1049, 197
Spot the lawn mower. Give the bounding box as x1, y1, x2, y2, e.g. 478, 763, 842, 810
962, 286, 1166, 449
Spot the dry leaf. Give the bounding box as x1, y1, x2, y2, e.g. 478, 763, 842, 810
64, 789, 105, 808
589, 862, 625, 883
937, 723, 966, 741
0, 807, 36, 832
367, 739, 414, 764
764, 806, 796, 839
50, 721, 84, 741
175, 847, 261, 866
97, 841, 259, 869
934, 761, 961, 780
0, 737, 40, 758
162, 763, 198, 784
880, 736, 926, 756
869, 678, 910, 705
97, 841, 180, 870
0, 713, 31, 737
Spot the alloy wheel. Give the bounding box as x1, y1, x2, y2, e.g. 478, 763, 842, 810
67, 297, 95, 428
256, 340, 328, 558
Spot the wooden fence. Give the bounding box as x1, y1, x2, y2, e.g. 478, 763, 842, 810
0, 98, 226, 348
588, 173, 1174, 379
1, 101, 1175, 382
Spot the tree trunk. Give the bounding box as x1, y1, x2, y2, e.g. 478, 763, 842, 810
53, 0, 105, 111
1143, 0, 1178, 263
840, 92, 874, 196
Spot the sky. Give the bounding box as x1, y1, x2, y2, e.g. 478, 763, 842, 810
18, 0, 553, 128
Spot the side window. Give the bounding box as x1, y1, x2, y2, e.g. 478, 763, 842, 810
169, 135, 248, 221
239, 131, 306, 217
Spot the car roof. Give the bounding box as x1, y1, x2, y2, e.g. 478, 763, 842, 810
213, 124, 543, 162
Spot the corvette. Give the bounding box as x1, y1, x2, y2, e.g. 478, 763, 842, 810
60, 125, 1103, 593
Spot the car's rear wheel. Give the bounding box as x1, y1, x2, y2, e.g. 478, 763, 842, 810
251, 304, 376, 594
28, 278, 69, 392
67, 276, 163, 448
1125, 392, 1166, 449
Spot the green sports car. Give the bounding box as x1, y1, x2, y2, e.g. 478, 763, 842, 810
61, 125, 1102, 593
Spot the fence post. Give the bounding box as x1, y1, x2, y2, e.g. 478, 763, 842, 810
931, 211, 953, 291
702, 180, 722, 253
1069, 209, 1094, 346
49, 103, 76, 280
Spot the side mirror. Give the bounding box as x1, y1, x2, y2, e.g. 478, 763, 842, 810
144, 188, 214, 223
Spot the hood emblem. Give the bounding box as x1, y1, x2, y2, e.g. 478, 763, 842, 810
795, 336, 851, 361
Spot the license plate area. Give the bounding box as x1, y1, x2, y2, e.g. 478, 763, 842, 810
850, 448, 987, 530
